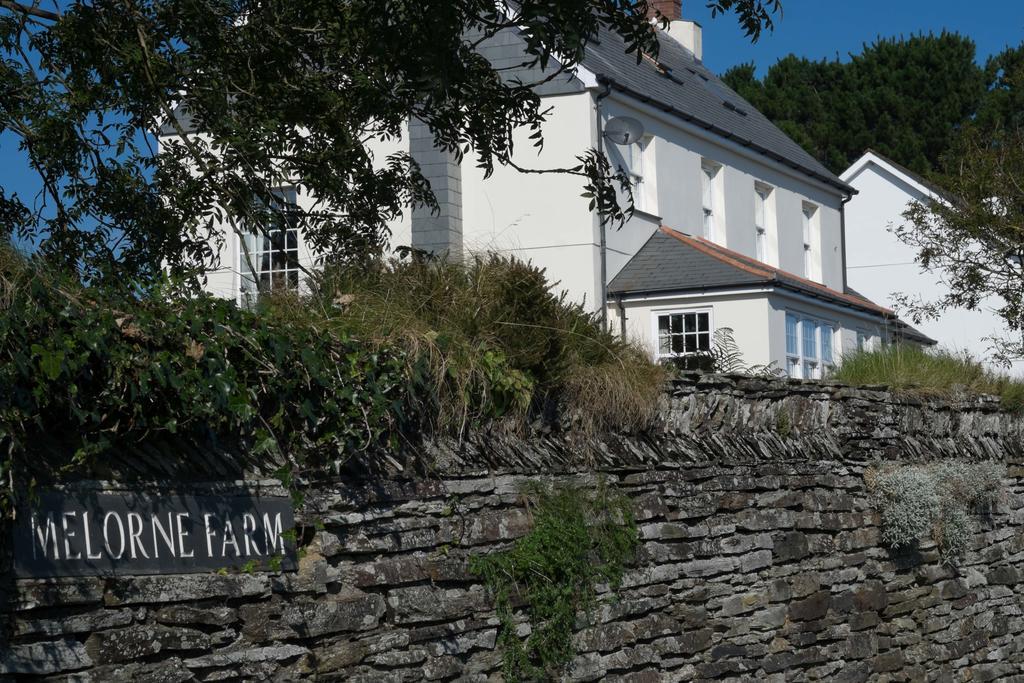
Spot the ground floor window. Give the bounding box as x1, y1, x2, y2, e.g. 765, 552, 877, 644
856, 329, 877, 352
239, 188, 301, 305
655, 309, 712, 358
786, 311, 837, 379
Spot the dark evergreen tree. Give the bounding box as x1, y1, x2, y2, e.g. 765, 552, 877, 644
977, 44, 1024, 132
723, 32, 987, 174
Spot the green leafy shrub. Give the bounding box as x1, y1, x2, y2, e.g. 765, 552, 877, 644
831, 344, 1024, 411
0, 247, 667, 511
297, 254, 666, 434
868, 460, 1005, 559
0, 247, 410, 510
469, 482, 638, 682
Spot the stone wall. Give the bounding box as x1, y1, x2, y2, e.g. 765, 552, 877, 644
4, 376, 1024, 681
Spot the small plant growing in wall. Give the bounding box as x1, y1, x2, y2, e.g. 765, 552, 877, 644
469, 481, 638, 682
868, 460, 1004, 559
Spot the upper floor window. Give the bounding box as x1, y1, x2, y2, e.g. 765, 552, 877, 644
801, 203, 821, 282
701, 160, 723, 243
655, 309, 712, 358
754, 182, 776, 265
628, 136, 657, 214
239, 188, 301, 305
785, 311, 836, 379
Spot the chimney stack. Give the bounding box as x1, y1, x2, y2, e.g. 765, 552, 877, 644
647, 0, 681, 22
647, 1, 703, 61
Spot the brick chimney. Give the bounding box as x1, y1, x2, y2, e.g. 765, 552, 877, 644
648, 1, 703, 61
647, 0, 682, 21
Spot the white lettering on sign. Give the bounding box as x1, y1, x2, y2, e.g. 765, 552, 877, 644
82, 511, 102, 560
15, 492, 296, 578
263, 512, 284, 554
176, 512, 194, 558
62, 512, 82, 560
152, 513, 176, 559
32, 513, 58, 560
103, 512, 126, 560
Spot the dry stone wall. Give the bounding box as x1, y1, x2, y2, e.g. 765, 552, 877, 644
3, 375, 1024, 681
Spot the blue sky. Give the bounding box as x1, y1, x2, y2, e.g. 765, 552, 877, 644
689, 0, 1024, 76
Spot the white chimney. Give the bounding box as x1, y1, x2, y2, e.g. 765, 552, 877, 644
667, 20, 703, 61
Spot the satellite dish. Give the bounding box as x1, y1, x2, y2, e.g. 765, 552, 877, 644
603, 116, 645, 146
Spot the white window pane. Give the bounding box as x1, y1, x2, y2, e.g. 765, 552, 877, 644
821, 327, 834, 363
787, 358, 800, 378
702, 167, 714, 207
785, 314, 799, 356
802, 320, 818, 360
803, 361, 816, 379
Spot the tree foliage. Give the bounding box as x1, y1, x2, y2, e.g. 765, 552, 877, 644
896, 124, 1024, 363
0, 244, 411, 511
0, 0, 780, 284
723, 32, 1010, 175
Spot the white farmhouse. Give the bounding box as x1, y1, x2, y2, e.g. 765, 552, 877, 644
176, 0, 931, 377
842, 150, 1019, 373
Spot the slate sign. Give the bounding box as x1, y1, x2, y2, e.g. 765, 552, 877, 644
13, 490, 296, 578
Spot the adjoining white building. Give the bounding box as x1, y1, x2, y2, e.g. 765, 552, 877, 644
175, 0, 932, 376
842, 150, 1019, 374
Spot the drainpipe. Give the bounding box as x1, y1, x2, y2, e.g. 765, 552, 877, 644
615, 292, 627, 339
840, 192, 852, 293
595, 80, 612, 329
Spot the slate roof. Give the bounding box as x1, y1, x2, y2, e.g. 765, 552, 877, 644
581, 27, 853, 194
610, 227, 937, 345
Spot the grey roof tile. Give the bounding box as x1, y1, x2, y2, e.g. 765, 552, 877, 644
610, 228, 894, 319
581, 28, 851, 193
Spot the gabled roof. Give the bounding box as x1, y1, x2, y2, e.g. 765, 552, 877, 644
609, 226, 937, 344
841, 149, 949, 201
580, 27, 853, 195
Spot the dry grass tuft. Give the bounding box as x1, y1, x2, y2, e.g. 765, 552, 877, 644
265, 254, 668, 435
830, 344, 1024, 411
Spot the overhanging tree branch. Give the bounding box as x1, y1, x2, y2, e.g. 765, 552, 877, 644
0, 0, 60, 22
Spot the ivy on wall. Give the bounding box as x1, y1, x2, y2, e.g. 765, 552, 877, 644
469, 482, 638, 682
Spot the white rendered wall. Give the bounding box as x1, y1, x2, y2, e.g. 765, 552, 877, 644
765, 290, 901, 370
614, 287, 899, 374
600, 95, 846, 292
459, 91, 604, 306
844, 162, 1024, 374
613, 291, 774, 368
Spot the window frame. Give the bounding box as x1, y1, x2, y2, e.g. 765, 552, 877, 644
801, 202, 820, 282
754, 182, 774, 264
237, 187, 303, 306
700, 160, 722, 243
652, 307, 714, 360
856, 329, 876, 353
785, 311, 837, 380
628, 136, 657, 215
